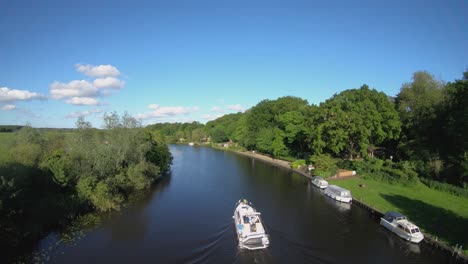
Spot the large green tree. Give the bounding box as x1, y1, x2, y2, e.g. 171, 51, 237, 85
311, 85, 401, 159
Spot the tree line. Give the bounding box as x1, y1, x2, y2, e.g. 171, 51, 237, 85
150, 70, 467, 186
0, 113, 172, 261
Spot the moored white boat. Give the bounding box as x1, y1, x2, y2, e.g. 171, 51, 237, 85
323, 185, 352, 203
311, 176, 329, 189
233, 199, 270, 250
380, 211, 424, 243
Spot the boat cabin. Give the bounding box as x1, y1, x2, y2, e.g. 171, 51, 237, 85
382, 211, 406, 222
327, 185, 351, 198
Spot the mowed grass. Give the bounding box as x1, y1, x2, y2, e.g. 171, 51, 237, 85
329, 177, 468, 253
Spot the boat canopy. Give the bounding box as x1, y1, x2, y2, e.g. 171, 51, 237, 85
383, 211, 406, 221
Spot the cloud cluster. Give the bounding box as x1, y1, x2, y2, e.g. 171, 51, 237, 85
202, 103, 245, 121
1, 104, 16, 111
136, 104, 199, 120
0, 86, 46, 111
65, 108, 103, 118
50, 64, 124, 105
75, 64, 120, 77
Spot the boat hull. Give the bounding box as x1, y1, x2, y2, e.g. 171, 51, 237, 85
311, 179, 328, 189
380, 219, 424, 243
233, 200, 270, 250
323, 189, 352, 203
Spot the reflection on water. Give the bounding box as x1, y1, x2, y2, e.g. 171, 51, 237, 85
322, 194, 352, 211
28, 145, 450, 264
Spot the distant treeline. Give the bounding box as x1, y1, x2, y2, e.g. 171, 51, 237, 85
148, 70, 467, 187
0, 112, 172, 261
0, 125, 23, 132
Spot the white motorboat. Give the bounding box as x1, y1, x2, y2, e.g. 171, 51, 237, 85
311, 176, 329, 189
380, 211, 424, 243
233, 199, 270, 250
323, 185, 352, 203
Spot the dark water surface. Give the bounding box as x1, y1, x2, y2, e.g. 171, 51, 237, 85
32, 145, 451, 263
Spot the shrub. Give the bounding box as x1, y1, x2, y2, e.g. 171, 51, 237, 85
420, 178, 468, 198
340, 158, 419, 185
291, 159, 306, 169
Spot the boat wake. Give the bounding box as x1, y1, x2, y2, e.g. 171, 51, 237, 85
174, 221, 235, 264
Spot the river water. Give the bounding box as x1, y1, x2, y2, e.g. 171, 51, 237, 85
30, 145, 451, 263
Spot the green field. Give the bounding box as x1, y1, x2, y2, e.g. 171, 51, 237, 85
329, 177, 468, 254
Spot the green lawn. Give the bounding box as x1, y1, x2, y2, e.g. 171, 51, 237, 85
329, 177, 468, 254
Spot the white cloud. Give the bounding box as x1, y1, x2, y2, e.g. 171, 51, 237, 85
50, 80, 96, 99
0, 87, 46, 102
202, 113, 225, 120
210, 106, 224, 113
93, 77, 125, 89
65, 97, 100, 106
50, 64, 125, 105
75, 64, 120, 77
65, 108, 102, 118
136, 104, 199, 120
227, 104, 245, 112
1, 104, 16, 111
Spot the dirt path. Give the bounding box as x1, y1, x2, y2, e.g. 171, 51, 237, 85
234, 150, 313, 179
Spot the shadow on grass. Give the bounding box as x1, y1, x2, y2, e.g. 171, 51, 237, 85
381, 194, 468, 248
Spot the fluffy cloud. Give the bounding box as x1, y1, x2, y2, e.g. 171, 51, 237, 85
210, 106, 224, 113
65, 108, 102, 118
227, 104, 245, 112
0, 87, 46, 102
93, 77, 125, 89
65, 97, 100, 106
50, 64, 125, 105
1, 104, 16, 111
50, 80, 96, 99
202, 113, 225, 120
75, 64, 120, 77
136, 104, 199, 120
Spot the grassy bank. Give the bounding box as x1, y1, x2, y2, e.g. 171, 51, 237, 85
329, 177, 468, 255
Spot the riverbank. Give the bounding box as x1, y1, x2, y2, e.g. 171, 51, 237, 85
233, 150, 313, 179
225, 148, 468, 262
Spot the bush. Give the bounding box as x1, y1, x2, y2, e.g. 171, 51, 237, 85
339, 158, 419, 185
420, 178, 468, 198
291, 159, 306, 169
309, 154, 338, 171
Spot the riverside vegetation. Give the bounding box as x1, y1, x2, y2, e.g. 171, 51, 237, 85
1, 70, 466, 258
0, 113, 172, 261
148, 70, 468, 253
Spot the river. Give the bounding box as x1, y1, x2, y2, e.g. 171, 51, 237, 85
29, 145, 450, 263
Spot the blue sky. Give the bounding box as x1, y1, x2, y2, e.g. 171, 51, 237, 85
1, 0, 467, 128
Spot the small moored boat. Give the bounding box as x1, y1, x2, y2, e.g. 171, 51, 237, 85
311, 176, 329, 189
323, 185, 352, 203
233, 199, 270, 250
380, 211, 424, 243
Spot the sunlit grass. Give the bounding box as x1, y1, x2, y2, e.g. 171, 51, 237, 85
329, 177, 468, 254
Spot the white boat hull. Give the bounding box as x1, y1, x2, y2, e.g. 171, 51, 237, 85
311, 178, 328, 189
324, 189, 352, 203
234, 200, 270, 250
380, 218, 424, 243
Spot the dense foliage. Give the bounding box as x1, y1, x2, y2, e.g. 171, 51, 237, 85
0, 113, 172, 260
146, 121, 205, 143
148, 70, 467, 187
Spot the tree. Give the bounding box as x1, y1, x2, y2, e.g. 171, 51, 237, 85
396, 71, 444, 140
432, 71, 468, 184
311, 85, 401, 159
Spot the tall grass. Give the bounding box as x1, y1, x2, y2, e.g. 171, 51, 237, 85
420, 178, 468, 198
